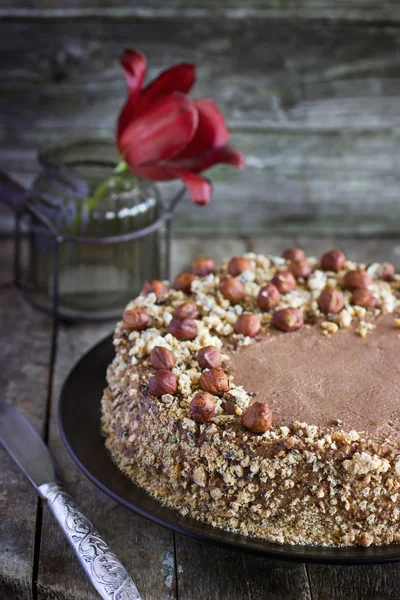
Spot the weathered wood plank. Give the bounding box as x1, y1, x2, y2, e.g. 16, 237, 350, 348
3, 127, 400, 237
37, 321, 178, 600
0, 239, 52, 600
4, 130, 400, 190
175, 534, 312, 600
0, 237, 14, 284
306, 563, 400, 600
0, 1, 400, 21
2, 17, 400, 235
2, 19, 400, 131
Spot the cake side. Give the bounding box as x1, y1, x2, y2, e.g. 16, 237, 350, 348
101, 250, 400, 546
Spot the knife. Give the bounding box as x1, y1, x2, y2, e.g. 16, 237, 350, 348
0, 398, 142, 600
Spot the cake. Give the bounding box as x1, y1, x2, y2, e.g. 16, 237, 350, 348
101, 249, 400, 547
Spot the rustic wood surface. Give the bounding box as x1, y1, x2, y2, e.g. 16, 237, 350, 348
1, 7, 400, 235
3, 235, 400, 599
1, 1, 400, 21
0, 240, 52, 600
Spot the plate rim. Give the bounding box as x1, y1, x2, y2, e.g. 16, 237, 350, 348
58, 333, 400, 565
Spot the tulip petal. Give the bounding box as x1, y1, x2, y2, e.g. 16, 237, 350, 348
117, 49, 148, 140
120, 93, 198, 166
169, 168, 212, 205
120, 49, 147, 97
170, 145, 245, 173
117, 94, 138, 146
136, 63, 196, 115
131, 165, 213, 204
129, 146, 244, 181
130, 164, 175, 181
175, 99, 230, 160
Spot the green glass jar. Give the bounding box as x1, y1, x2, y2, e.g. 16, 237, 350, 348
24, 140, 167, 320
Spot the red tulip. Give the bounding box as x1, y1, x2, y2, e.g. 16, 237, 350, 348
116, 49, 244, 205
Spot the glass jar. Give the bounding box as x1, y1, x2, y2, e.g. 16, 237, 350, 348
21, 140, 168, 320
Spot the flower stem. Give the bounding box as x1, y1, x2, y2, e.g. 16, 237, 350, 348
114, 160, 129, 174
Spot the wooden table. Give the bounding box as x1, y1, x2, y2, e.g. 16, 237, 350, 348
3, 234, 400, 600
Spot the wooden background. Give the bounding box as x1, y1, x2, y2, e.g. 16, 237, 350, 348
1, 1, 400, 236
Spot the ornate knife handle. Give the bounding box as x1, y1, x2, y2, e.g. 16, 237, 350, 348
39, 482, 142, 600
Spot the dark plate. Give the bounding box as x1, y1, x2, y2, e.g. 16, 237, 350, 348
59, 334, 400, 564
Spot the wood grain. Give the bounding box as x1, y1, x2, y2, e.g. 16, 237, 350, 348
2, 19, 400, 131
0, 0, 400, 21
306, 563, 400, 600
1, 17, 400, 234
3, 128, 400, 236
0, 239, 52, 600
175, 534, 312, 600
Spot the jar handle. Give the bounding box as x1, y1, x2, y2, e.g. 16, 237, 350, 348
0, 172, 27, 213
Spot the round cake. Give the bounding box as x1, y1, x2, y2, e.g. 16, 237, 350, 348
101, 249, 400, 546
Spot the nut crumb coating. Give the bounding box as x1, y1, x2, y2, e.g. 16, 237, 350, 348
102, 251, 400, 547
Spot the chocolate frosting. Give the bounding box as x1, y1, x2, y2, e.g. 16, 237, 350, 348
228, 314, 400, 435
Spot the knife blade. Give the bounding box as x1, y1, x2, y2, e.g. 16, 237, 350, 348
0, 399, 142, 600
0, 398, 59, 487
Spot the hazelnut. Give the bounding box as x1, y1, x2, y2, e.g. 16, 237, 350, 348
150, 346, 176, 370
149, 369, 177, 397
257, 283, 280, 310
173, 272, 197, 293
192, 258, 216, 276
200, 368, 229, 396
272, 308, 303, 332
227, 256, 253, 276
197, 346, 222, 369
318, 288, 344, 314
173, 301, 200, 320
380, 262, 395, 281
282, 248, 305, 262
344, 269, 372, 291
271, 270, 297, 294
234, 313, 261, 337
168, 317, 197, 341
122, 308, 151, 331
352, 289, 378, 309
320, 249, 346, 272
242, 402, 273, 434
141, 280, 168, 299
290, 259, 312, 279
219, 277, 245, 304
189, 392, 215, 423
